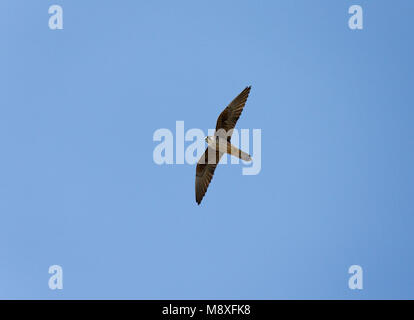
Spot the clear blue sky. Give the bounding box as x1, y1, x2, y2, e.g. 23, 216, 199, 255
1, 0, 413, 299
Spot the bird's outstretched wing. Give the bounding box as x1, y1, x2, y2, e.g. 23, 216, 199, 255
215, 86, 251, 141
195, 147, 223, 205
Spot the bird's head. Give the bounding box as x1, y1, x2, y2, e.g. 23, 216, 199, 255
205, 136, 213, 144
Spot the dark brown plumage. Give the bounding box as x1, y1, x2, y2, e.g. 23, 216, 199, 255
195, 86, 251, 205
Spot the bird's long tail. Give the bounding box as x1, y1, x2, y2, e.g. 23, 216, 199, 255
226, 142, 252, 161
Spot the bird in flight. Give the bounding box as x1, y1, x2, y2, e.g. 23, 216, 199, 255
195, 86, 252, 205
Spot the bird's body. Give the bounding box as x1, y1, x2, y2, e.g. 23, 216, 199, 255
195, 86, 252, 205
205, 136, 252, 162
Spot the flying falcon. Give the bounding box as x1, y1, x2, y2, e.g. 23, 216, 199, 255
195, 86, 252, 205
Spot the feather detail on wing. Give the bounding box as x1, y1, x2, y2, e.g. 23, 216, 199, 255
215, 86, 251, 141
195, 147, 223, 205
